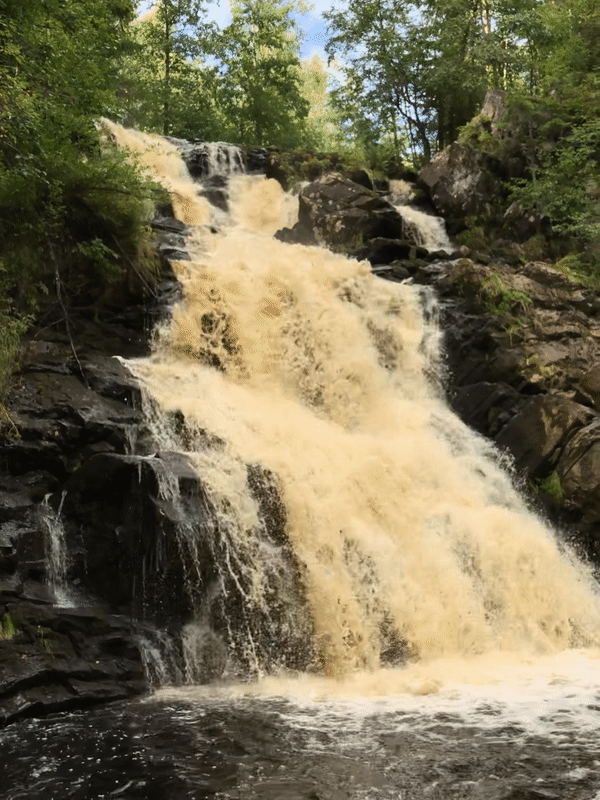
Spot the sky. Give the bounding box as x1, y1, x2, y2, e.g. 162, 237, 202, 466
137, 0, 335, 62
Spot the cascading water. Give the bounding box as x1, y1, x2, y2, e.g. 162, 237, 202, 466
104, 120, 600, 687
388, 177, 453, 252
5, 126, 600, 800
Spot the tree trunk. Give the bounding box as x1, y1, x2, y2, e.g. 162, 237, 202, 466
163, 18, 171, 136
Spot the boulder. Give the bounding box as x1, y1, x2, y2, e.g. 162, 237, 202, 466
418, 143, 501, 220
279, 173, 405, 251
352, 238, 427, 266
451, 382, 523, 438
494, 395, 595, 479
558, 421, 600, 510
0, 601, 145, 725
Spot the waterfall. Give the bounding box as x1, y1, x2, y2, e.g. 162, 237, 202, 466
39, 493, 73, 606
107, 122, 600, 684
387, 177, 453, 252
396, 204, 453, 252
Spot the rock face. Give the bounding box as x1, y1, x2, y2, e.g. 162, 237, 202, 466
418, 143, 502, 221
275, 173, 433, 257
0, 214, 182, 725
0, 316, 151, 724
0, 600, 145, 725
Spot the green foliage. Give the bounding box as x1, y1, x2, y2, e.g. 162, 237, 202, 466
481, 275, 532, 316
298, 54, 337, 151
457, 116, 501, 156
121, 0, 221, 138
457, 0, 600, 272
533, 471, 564, 503
0, 305, 30, 395
0, 612, 17, 641
124, 0, 314, 147
325, 0, 532, 164
455, 224, 487, 251
217, 0, 310, 147
0, 0, 164, 393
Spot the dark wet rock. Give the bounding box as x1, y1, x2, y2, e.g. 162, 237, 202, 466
452, 381, 523, 438
371, 263, 412, 283
18, 340, 72, 376
495, 395, 594, 479
0, 371, 140, 479
352, 237, 427, 266
246, 147, 269, 173
201, 185, 229, 211
345, 168, 374, 191
151, 214, 190, 236
274, 222, 316, 246
0, 600, 144, 725
172, 141, 244, 180
53, 452, 197, 621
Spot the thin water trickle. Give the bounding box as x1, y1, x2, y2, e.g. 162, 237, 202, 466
39, 492, 78, 607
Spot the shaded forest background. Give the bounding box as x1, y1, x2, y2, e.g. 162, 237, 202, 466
0, 0, 598, 391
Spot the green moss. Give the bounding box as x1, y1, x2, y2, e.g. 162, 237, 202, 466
555, 254, 600, 289
455, 221, 487, 251
0, 612, 17, 640
533, 470, 564, 503
521, 234, 547, 262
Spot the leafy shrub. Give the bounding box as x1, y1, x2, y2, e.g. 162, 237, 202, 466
481, 274, 532, 315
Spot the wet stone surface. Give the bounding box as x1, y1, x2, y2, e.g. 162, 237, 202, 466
1, 696, 600, 799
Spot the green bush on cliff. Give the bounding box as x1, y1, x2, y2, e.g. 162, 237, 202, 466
533, 471, 564, 504
481, 275, 532, 316
509, 99, 600, 266
0, 0, 165, 393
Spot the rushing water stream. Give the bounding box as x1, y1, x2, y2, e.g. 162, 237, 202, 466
2, 126, 600, 799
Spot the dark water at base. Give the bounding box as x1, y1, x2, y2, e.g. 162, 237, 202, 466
2, 689, 600, 800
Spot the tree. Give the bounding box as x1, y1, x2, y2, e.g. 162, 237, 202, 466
324, 0, 549, 161
298, 54, 334, 150
507, 0, 600, 263
218, 0, 310, 147
125, 0, 214, 136
0, 0, 162, 388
